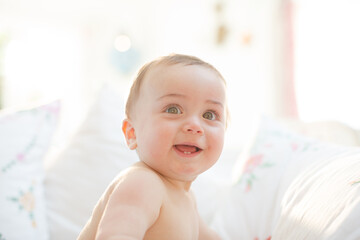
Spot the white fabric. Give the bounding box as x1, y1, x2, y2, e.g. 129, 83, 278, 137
273, 152, 360, 240
280, 118, 360, 146
44, 86, 138, 240
0, 101, 60, 240
211, 116, 360, 240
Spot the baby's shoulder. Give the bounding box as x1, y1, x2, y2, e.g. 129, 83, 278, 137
112, 162, 166, 195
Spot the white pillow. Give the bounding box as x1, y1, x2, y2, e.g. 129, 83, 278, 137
211, 116, 360, 240
273, 151, 360, 240
45, 86, 138, 240
0, 101, 60, 240
279, 118, 360, 147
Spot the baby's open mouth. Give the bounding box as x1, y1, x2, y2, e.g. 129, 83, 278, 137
174, 144, 202, 155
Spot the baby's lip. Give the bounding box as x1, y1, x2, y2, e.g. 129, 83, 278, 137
174, 144, 203, 155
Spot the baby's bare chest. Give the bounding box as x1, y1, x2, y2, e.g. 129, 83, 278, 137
145, 192, 199, 240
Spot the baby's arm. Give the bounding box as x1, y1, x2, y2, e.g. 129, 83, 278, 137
95, 168, 165, 240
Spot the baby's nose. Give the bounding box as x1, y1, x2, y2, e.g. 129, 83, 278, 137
183, 118, 204, 135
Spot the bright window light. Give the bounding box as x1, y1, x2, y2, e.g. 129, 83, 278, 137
114, 34, 131, 52
294, 1, 360, 128
3, 24, 81, 107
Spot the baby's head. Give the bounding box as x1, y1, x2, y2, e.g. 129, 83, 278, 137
123, 53, 228, 182
125, 53, 227, 121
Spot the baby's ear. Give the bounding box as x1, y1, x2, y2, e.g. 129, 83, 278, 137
122, 119, 137, 150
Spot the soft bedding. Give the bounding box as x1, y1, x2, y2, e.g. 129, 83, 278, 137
0, 86, 359, 240
0, 101, 60, 240
211, 117, 360, 240
273, 151, 360, 239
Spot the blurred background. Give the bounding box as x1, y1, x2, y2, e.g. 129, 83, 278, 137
0, 0, 359, 150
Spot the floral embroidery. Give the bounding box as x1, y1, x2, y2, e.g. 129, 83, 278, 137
350, 180, 360, 186
291, 141, 319, 152
8, 181, 37, 228
239, 154, 274, 192
243, 154, 264, 173
1, 135, 38, 173
1, 101, 59, 174
291, 142, 299, 151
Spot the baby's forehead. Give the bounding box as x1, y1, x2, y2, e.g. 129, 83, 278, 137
151, 62, 214, 72
143, 63, 223, 85
139, 63, 226, 101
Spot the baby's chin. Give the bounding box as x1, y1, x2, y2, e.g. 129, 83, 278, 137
138, 159, 210, 186
158, 169, 201, 187
161, 170, 198, 182
168, 168, 211, 184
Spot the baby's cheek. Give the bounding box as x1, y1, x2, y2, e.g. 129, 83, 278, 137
145, 127, 172, 154
210, 129, 225, 154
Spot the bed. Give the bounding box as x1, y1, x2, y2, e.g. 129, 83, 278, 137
1, 86, 360, 240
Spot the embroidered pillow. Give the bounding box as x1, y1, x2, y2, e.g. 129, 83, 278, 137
0, 101, 60, 240
211, 116, 359, 240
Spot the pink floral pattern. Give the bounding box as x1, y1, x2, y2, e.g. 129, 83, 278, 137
243, 154, 264, 173
350, 180, 360, 186
0, 100, 60, 238
1, 135, 37, 173
8, 181, 37, 228
225, 117, 360, 240
1, 101, 59, 174
290, 140, 319, 153
240, 153, 274, 192
235, 126, 324, 194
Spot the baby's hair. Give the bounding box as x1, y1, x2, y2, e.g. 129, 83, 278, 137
125, 53, 228, 125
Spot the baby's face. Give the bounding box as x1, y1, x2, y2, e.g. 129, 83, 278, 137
130, 63, 226, 182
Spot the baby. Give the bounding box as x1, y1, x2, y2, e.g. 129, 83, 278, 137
78, 53, 227, 240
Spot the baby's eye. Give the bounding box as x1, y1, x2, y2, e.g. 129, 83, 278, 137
165, 106, 181, 114
203, 111, 217, 120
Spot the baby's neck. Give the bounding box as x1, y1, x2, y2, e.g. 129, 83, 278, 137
135, 161, 194, 191
163, 177, 193, 192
